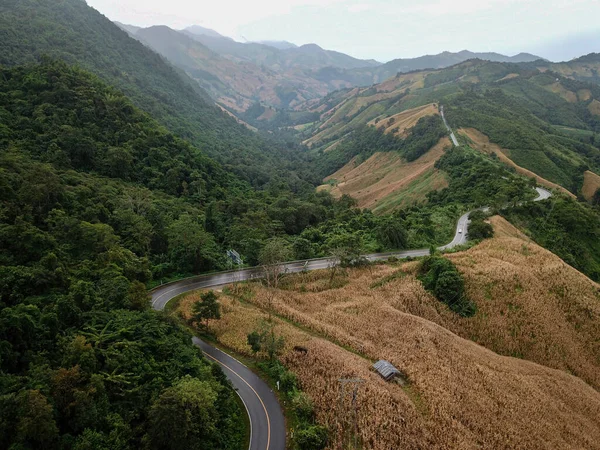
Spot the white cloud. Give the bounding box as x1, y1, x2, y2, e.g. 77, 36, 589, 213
87, 0, 350, 36
347, 3, 372, 13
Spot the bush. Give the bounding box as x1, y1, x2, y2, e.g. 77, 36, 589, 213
418, 256, 476, 317
295, 425, 328, 450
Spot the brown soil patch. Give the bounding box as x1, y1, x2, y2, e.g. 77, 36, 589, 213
545, 81, 578, 103
578, 89, 592, 101
320, 137, 450, 210
589, 99, 600, 117
459, 128, 576, 198
496, 73, 520, 82
368, 103, 439, 137
582, 170, 600, 201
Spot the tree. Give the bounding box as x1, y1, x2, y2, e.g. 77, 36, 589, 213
247, 321, 285, 360
146, 377, 220, 450
192, 291, 221, 329
259, 238, 293, 290
247, 331, 262, 355
468, 220, 494, 240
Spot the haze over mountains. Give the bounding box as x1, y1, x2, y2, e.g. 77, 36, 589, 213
117, 21, 545, 111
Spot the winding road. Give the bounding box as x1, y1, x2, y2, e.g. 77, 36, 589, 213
150, 186, 552, 450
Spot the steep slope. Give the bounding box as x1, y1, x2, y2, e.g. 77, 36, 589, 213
318, 137, 450, 213
134, 26, 331, 110
582, 170, 600, 201
0, 0, 314, 187
302, 59, 600, 194
174, 225, 600, 448
0, 62, 257, 450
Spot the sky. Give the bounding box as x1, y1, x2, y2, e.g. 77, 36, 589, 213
86, 0, 600, 62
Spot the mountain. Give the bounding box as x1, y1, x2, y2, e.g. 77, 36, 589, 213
114, 21, 141, 35
256, 40, 298, 50
184, 32, 381, 70
301, 59, 600, 210
0, 0, 319, 187
536, 52, 600, 86
133, 25, 334, 110
313, 50, 544, 86
183, 24, 228, 39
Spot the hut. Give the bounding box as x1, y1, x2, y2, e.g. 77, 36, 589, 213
373, 360, 401, 382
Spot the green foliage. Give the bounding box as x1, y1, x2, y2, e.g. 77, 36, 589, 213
256, 360, 327, 450
419, 256, 476, 316
146, 376, 223, 450
502, 197, 600, 281
192, 291, 221, 329
248, 322, 286, 361
295, 425, 329, 450
0, 0, 319, 189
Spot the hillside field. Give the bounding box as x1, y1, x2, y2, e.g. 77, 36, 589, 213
318, 137, 450, 213
176, 217, 600, 449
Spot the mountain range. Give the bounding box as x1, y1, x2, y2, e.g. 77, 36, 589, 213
117, 22, 544, 111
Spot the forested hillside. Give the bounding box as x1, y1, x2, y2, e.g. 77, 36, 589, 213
0, 0, 316, 187
0, 62, 253, 449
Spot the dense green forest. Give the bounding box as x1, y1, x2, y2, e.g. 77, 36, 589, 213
445, 81, 600, 192
0, 60, 355, 449
502, 198, 600, 281
0, 0, 319, 188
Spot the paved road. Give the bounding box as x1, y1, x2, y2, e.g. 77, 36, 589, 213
150, 186, 552, 450
192, 337, 286, 450
440, 105, 459, 146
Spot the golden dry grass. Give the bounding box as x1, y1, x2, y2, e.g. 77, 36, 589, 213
582, 170, 600, 201
318, 137, 450, 211
460, 127, 577, 198
578, 89, 592, 101
496, 73, 520, 82
589, 99, 600, 117
368, 103, 439, 137
177, 218, 600, 449
544, 82, 578, 103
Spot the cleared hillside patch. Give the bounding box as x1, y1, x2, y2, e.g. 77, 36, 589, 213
459, 127, 576, 198
319, 137, 450, 211
589, 99, 600, 116
368, 103, 439, 137
582, 170, 600, 201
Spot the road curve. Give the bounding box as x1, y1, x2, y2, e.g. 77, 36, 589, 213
192, 337, 286, 450
150, 186, 552, 450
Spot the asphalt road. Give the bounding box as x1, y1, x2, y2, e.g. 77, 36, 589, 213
440, 105, 459, 147
192, 337, 286, 450
150, 186, 552, 450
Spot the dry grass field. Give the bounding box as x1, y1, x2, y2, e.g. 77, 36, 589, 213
368, 103, 439, 137
544, 81, 578, 103
177, 218, 600, 449
589, 99, 600, 117
582, 170, 600, 201
318, 137, 450, 212
459, 128, 576, 198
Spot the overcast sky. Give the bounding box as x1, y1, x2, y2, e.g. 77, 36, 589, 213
87, 0, 600, 62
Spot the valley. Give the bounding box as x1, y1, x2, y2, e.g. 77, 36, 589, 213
1, 0, 600, 449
